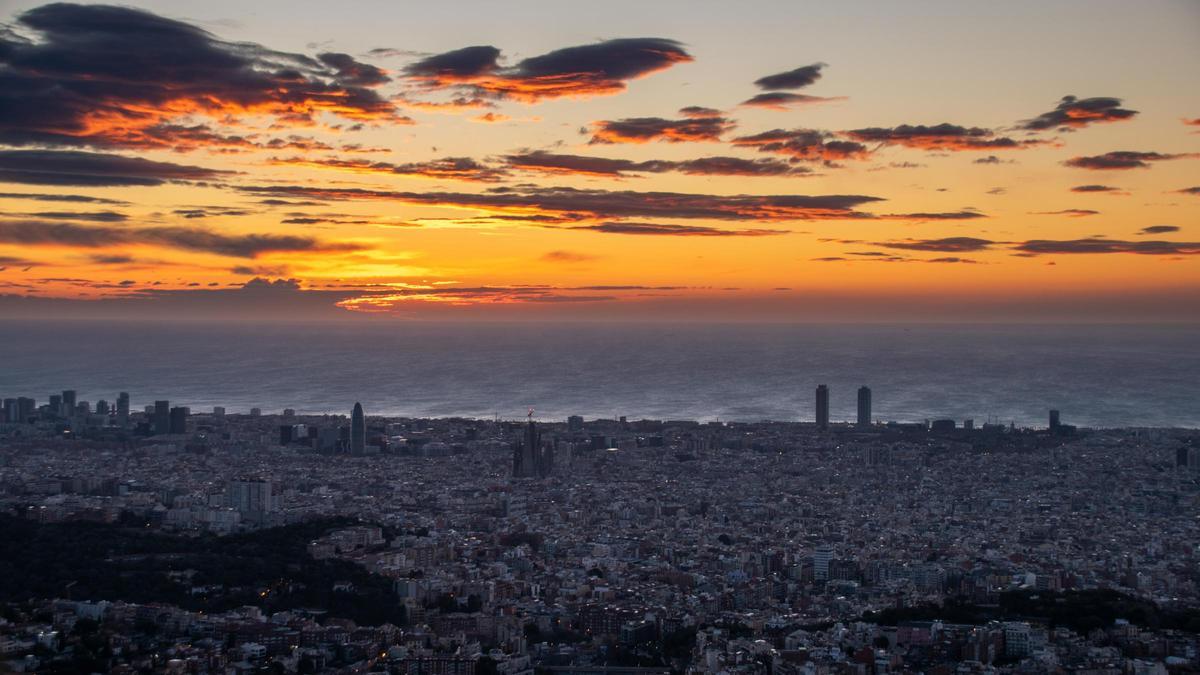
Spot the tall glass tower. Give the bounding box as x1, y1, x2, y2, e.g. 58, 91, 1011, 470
351, 402, 365, 454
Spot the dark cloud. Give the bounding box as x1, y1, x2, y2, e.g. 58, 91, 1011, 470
540, 250, 599, 263
279, 216, 370, 225
740, 93, 843, 111
566, 222, 788, 236
814, 253, 906, 263
403, 38, 691, 102
821, 252, 982, 264
502, 150, 809, 177
269, 156, 509, 182
1030, 209, 1099, 218
1176, 187, 1200, 195
1138, 225, 1180, 235
0, 191, 129, 205
65, 126, 370, 154
886, 210, 986, 221
844, 124, 1047, 151
0, 3, 406, 150
230, 265, 291, 276
89, 253, 135, 264
1070, 184, 1125, 194
257, 199, 329, 207
590, 111, 734, 144
503, 150, 665, 177
753, 63, 826, 90
171, 207, 252, 219
1019, 95, 1138, 131
973, 155, 1012, 165
259, 136, 335, 152
403, 46, 502, 80
678, 106, 722, 118
0, 255, 38, 266
732, 128, 870, 163
0, 149, 229, 186
872, 237, 996, 252
0, 219, 363, 257
1064, 151, 1196, 170
1014, 238, 1200, 256
280, 217, 332, 225
671, 156, 812, 177
316, 52, 389, 87
236, 184, 886, 222
16, 210, 128, 222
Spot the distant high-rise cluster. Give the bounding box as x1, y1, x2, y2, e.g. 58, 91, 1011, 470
512, 418, 555, 478
814, 384, 870, 428
2, 385, 1079, 446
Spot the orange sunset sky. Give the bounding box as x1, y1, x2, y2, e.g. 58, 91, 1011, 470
0, 0, 1198, 321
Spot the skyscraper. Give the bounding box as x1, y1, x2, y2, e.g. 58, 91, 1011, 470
116, 392, 130, 426
153, 400, 170, 435
513, 417, 550, 478
226, 477, 277, 525
857, 386, 872, 427
169, 406, 188, 434
16, 397, 35, 422
813, 545, 834, 581
350, 402, 365, 454
1049, 409, 1061, 430
815, 384, 830, 429
61, 389, 76, 416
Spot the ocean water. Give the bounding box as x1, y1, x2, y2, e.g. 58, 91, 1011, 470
1, 321, 1197, 429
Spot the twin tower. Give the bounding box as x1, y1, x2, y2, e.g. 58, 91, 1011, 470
815, 384, 872, 428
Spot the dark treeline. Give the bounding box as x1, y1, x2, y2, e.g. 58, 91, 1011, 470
0, 513, 405, 626
862, 590, 1200, 634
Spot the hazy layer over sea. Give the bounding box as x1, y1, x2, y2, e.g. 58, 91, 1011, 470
3, 321, 1197, 429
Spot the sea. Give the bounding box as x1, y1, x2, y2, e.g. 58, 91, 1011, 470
1, 321, 1197, 429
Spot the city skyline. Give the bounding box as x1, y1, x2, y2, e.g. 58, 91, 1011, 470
3, 385, 1071, 432
0, 0, 1198, 322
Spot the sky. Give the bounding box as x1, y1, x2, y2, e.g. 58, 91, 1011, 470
0, 0, 1197, 322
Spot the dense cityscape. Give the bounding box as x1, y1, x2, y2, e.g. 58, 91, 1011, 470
1, 387, 1198, 674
